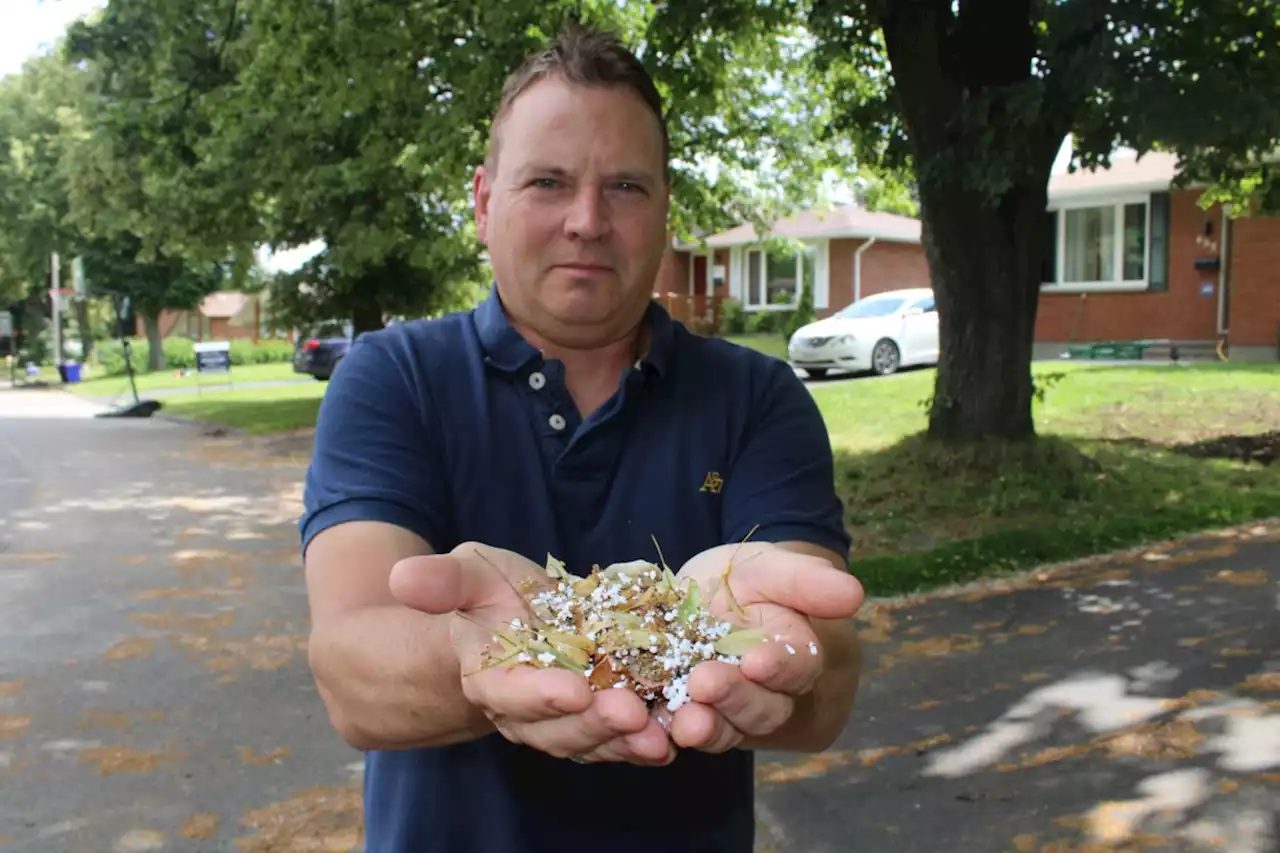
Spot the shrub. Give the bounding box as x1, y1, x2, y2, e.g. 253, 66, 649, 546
720, 298, 746, 335
92, 336, 295, 376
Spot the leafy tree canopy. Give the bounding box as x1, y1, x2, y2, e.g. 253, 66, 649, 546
62, 0, 852, 332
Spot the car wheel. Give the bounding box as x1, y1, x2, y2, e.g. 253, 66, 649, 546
805, 368, 829, 379
871, 339, 901, 376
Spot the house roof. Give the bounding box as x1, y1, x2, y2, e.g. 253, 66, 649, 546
704, 203, 922, 248
1047, 151, 1182, 202
198, 291, 251, 319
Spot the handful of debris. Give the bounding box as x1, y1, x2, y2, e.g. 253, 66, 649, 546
471, 544, 767, 713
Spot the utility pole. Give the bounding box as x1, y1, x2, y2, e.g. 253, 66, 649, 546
50, 251, 62, 369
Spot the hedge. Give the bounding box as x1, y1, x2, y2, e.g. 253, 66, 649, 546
93, 337, 295, 376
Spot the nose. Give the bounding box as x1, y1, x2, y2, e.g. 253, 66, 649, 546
563, 185, 609, 242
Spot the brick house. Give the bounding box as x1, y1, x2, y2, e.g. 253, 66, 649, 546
138, 290, 280, 343
655, 205, 930, 331
1036, 151, 1280, 361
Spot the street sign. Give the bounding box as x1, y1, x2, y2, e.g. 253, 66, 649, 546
193, 340, 232, 375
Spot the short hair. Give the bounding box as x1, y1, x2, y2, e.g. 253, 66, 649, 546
484, 23, 670, 177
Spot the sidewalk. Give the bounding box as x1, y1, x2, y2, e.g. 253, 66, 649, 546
0, 382, 109, 419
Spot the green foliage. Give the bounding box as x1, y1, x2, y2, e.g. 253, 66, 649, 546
720, 298, 747, 335
59, 0, 849, 333
783, 279, 816, 340
93, 336, 293, 376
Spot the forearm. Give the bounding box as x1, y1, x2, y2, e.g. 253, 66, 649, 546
741, 617, 863, 753
308, 605, 495, 751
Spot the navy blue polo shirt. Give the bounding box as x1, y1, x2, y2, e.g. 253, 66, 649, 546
300, 287, 850, 853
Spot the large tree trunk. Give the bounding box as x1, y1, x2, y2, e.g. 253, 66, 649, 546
351, 288, 384, 337
75, 298, 93, 363
142, 311, 165, 371
919, 180, 1049, 442
871, 0, 1087, 443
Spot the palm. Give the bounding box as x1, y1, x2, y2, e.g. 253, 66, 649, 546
674, 541, 797, 629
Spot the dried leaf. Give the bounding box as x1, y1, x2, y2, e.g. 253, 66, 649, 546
542, 630, 595, 653
545, 554, 570, 580
572, 574, 599, 596
624, 629, 665, 650
714, 628, 768, 656
676, 580, 702, 624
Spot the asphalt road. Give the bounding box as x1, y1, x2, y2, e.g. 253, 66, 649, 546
0, 388, 362, 852
755, 523, 1280, 853
1, 386, 1276, 852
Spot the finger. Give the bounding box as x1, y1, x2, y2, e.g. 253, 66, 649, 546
730, 549, 865, 619
738, 621, 823, 696
586, 718, 677, 766
668, 702, 742, 754
462, 662, 594, 723
516, 687, 652, 758
685, 661, 793, 737
389, 543, 526, 616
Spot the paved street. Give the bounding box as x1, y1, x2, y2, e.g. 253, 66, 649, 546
1, 386, 1277, 852
755, 522, 1280, 852
0, 388, 361, 852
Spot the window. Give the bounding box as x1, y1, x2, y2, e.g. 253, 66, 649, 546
908, 296, 936, 313
744, 243, 818, 310
836, 295, 906, 318
1041, 193, 1166, 292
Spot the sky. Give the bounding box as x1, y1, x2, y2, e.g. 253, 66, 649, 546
1, 0, 106, 78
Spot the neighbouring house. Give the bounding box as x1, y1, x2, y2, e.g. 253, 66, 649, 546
655, 204, 931, 331
137, 290, 290, 343
1036, 150, 1280, 361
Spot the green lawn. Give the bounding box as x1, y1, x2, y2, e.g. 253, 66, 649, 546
149, 355, 1280, 598
725, 334, 789, 361
69, 361, 299, 398
816, 362, 1280, 595
161, 381, 327, 434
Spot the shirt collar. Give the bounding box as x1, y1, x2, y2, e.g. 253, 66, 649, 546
474, 283, 674, 379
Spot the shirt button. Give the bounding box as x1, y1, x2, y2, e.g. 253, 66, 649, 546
528, 371, 546, 390
548, 413, 566, 431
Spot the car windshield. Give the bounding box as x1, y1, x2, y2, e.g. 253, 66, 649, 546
837, 296, 907, 319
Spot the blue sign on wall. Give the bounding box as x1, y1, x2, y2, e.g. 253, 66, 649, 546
1199, 281, 1215, 298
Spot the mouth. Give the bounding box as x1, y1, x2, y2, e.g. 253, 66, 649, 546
554, 262, 614, 274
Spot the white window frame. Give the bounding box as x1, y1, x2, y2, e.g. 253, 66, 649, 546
1041, 192, 1152, 293
741, 242, 824, 312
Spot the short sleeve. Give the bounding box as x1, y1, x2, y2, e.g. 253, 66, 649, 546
298, 334, 451, 558
721, 359, 851, 563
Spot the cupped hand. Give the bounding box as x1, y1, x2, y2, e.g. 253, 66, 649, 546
388, 542, 673, 766
667, 541, 864, 753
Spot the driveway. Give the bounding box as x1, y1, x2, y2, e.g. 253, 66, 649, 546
1, 387, 1276, 852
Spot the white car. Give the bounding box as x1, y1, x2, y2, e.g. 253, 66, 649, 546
787, 288, 939, 378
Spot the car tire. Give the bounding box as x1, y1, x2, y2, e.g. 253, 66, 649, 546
804, 368, 829, 379
871, 339, 901, 376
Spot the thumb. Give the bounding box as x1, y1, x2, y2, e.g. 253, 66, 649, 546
731, 550, 865, 620
389, 543, 521, 616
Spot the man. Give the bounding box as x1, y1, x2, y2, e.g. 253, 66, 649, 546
300, 24, 865, 853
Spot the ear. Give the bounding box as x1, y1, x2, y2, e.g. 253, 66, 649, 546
473, 166, 492, 245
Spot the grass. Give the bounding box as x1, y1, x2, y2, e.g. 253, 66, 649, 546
725, 334, 789, 361
160, 382, 326, 434
816, 362, 1280, 596
67, 361, 300, 398
139, 353, 1280, 599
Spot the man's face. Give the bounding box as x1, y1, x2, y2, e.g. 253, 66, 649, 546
474, 76, 670, 344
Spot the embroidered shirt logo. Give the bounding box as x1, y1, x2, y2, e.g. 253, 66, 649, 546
699, 471, 724, 494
